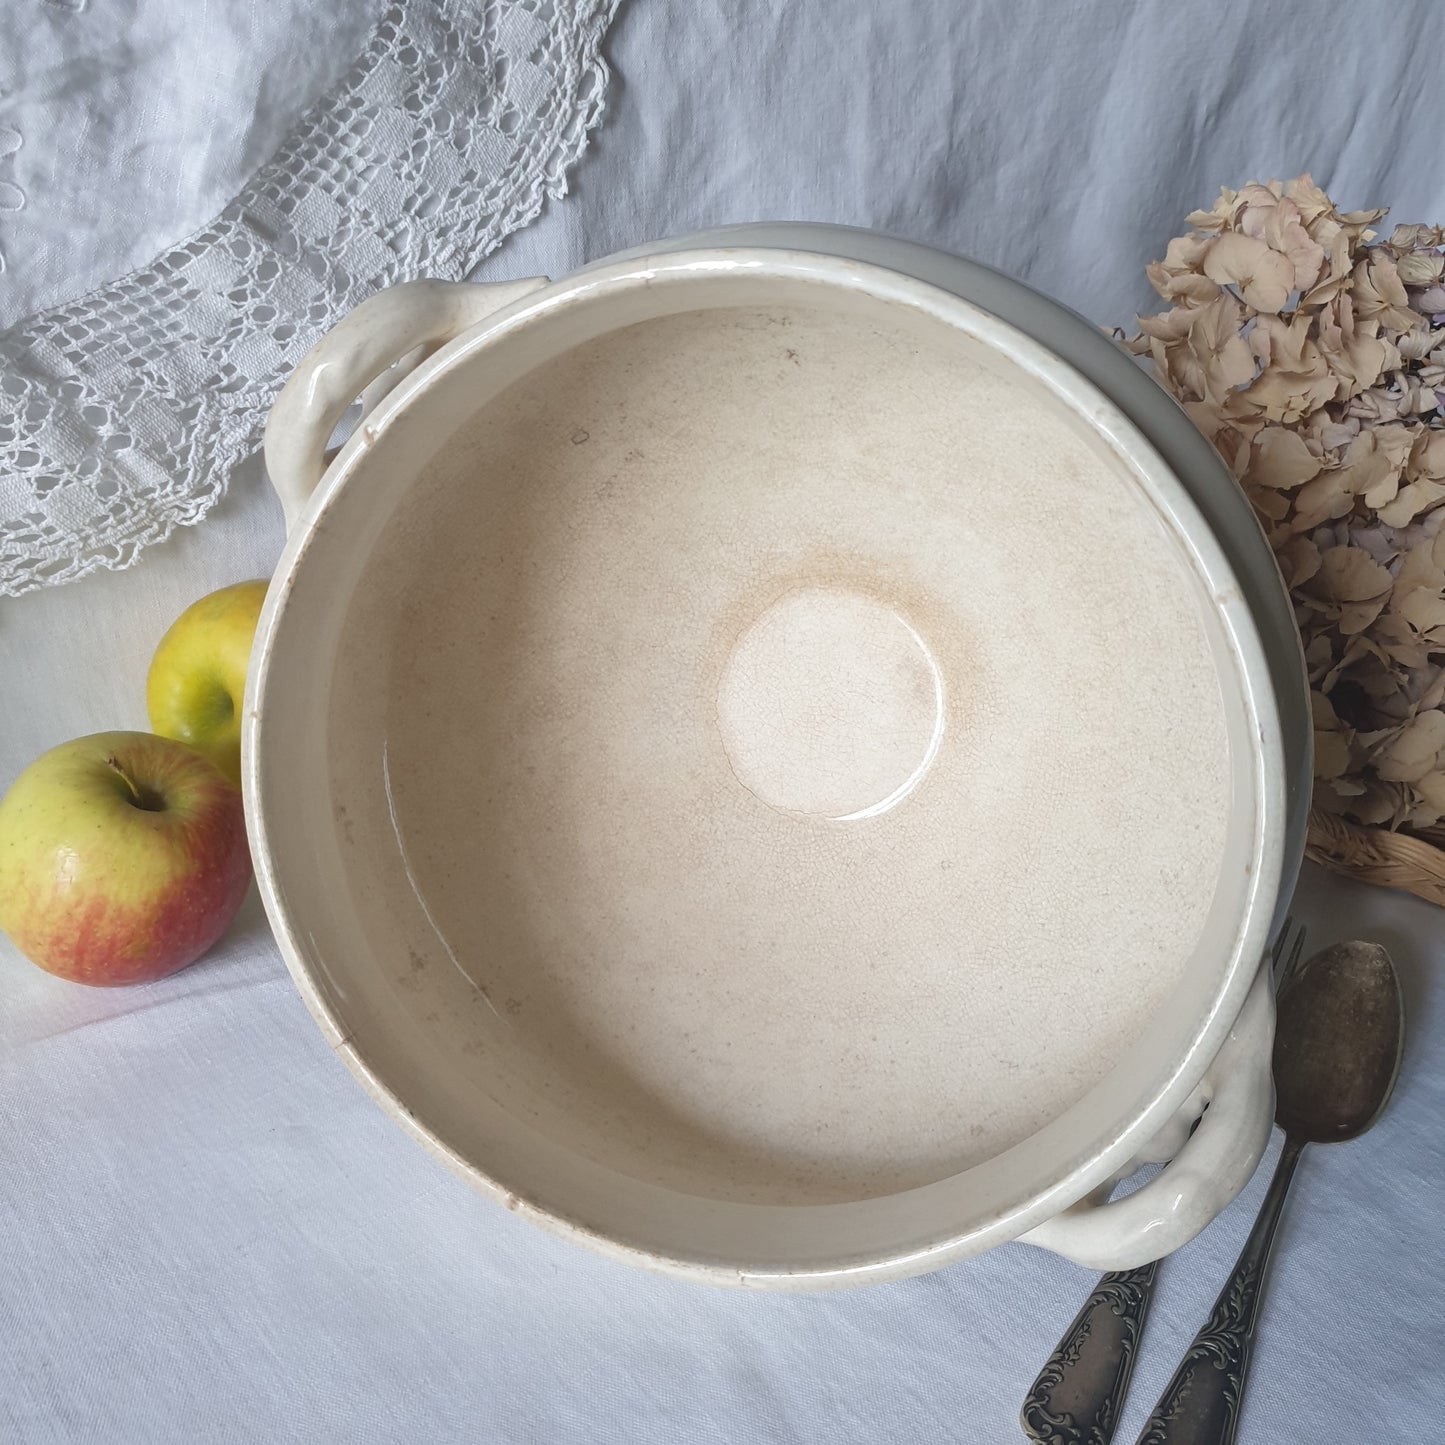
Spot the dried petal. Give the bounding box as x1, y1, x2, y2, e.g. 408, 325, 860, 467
1292, 468, 1357, 528
1396, 324, 1442, 362
1396, 586, 1445, 639
1331, 429, 1405, 507
1397, 250, 1445, 285
1315, 546, 1393, 602
1235, 187, 1327, 291
1416, 282, 1445, 314
1420, 669, 1445, 713
1339, 596, 1391, 635
1237, 368, 1338, 426
1277, 535, 1322, 587
1311, 691, 1344, 728
1348, 779, 1402, 824
1146, 234, 1222, 303
1302, 231, 1356, 306
1397, 529, 1445, 591
1247, 484, 1292, 522
1352, 254, 1418, 332
1339, 207, 1388, 243
1202, 233, 1296, 313
1378, 479, 1445, 527
1319, 294, 1398, 399
1136, 306, 1198, 344
1375, 420, 1414, 468
1388, 223, 1445, 251
1312, 415, 1360, 451
1284, 174, 1335, 230
1346, 386, 1413, 425
1370, 611, 1435, 670
1314, 728, 1353, 779
1186, 186, 1240, 233
1251, 427, 1321, 487
1145, 265, 1220, 305
1157, 295, 1256, 403
1375, 711, 1445, 783
1409, 430, 1445, 483
1416, 769, 1445, 813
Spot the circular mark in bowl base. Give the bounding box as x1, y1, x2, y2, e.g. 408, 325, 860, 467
716, 584, 945, 821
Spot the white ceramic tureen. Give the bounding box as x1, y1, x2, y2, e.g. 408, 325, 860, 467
245, 226, 1310, 1288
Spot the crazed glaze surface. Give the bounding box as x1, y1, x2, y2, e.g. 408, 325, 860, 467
329, 301, 1233, 1205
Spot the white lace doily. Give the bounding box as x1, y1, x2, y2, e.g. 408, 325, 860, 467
0, 0, 619, 597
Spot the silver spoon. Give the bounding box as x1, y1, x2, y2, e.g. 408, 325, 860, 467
1137, 940, 1404, 1444
1020, 923, 1306, 1445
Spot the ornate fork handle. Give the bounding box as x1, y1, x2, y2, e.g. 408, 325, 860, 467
1021, 1261, 1159, 1444
1021, 924, 1304, 1445
1136, 1136, 1305, 1445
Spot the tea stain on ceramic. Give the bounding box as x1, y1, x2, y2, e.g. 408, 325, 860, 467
715, 583, 946, 822
700, 545, 991, 824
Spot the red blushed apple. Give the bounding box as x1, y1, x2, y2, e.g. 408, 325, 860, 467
0, 731, 252, 986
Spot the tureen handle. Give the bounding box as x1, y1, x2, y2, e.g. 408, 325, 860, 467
263, 276, 548, 534
1018, 961, 1275, 1270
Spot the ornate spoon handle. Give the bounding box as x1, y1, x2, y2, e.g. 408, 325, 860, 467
1136, 1136, 1305, 1445
1021, 1260, 1159, 1444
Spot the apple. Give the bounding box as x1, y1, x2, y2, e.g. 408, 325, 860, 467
0, 731, 252, 986
146, 579, 268, 786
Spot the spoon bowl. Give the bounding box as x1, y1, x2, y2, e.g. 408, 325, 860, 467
1274, 940, 1405, 1144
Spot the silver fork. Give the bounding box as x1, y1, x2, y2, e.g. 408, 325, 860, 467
1269, 917, 1308, 991
1019, 919, 1305, 1445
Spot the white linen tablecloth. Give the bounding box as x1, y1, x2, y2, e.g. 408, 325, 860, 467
3, 2, 1443, 1439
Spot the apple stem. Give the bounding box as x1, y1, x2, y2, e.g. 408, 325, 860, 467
107, 756, 165, 812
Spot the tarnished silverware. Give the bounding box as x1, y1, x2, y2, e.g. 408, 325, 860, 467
1021, 923, 1306, 1445
1136, 941, 1403, 1445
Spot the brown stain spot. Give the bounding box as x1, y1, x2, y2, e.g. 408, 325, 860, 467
504, 996, 524, 1016
785, 347, 800, 366
407, 948, 427, 974
701, 547, 987, 768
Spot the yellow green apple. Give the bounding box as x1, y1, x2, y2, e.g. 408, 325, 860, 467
146, 579, 267, 786
0, 731, 252, 986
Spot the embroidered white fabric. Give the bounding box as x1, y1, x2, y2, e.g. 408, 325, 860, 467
0, 0, 618, 597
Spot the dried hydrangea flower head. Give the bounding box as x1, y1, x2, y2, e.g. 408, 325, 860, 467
1123, 175, 1445, 833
